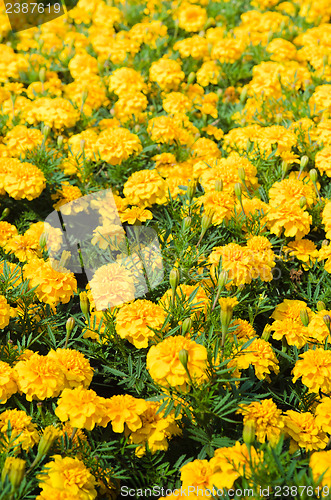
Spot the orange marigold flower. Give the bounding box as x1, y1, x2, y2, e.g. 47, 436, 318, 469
55, 387, 110, 431
292, 348, 331, 394
105, 394, 148, 433
127, 400, 181, 457
0, 409, 39, 452
14, 352, 65, 401
266, 202, 311, 239
271, 299, 312, 322
284, 410, 328, 453
115, 299, 167, 349
46, 349, 93, 389
124, 169, 167, 208
146, 335, 208, 391
230, 338, 279, 382
0, 361, 17, 403
237, 399, 285, 445
36, 455, 97, 500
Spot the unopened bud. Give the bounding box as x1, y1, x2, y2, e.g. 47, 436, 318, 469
281, 160, 289, 177
238, 167, 245, 183
1, 207, 10, 218
187, 72, 196, 85
201, 210, 213, 231
234, 182, 242, 201
39, 67, 46, 83
323, 314, 331, 329
36, 426, 61, 463
66, 317, 75, 336
57, 135, 64, 147
81, 89, 89, 103
215, 179, 223, 191
317, 301, 326, 311
43, 125, 50, 139
218, 270, 228, 291
181, 318, 192, 336
80, 291, 89, 317
243, 420, 256, 447
39, 232, 47, 249
240, 87, 248, 104
262, 324, 272, 342
187, 179, 197, 201
300, 309, 309, 327
309, 168, 318, 183
178, 349, 189, 371
299, 196, 307, 209
80, 139, 86, 151
169, 268, 180, 291
322, 240, 329, 247
1, 457, 25, 491
300, 155, 309, 169
323, 54, 329, 66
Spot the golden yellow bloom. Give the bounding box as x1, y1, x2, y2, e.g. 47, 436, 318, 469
284, 410, 328, 453
0, 221, 18, 247
230, 338, 279, 382
120, 207, 153, 225
266, 202, 311, 239
105, 394, 148, 433
0, 295, 11, 329
115, 299, 167, 348
292, 348, 331, 394
0, 409, 39, 452
146, 335, 208, 391
36, 455, 97, 500
23, 97, 80, 130
5, 233, 40, 262
95, 127, 142, 165
180, 459, 213, 496
237, 399, 285, 445
176, 4, 207, 32
315, 397, 331, 435
322, 201, 331, 239
310, 450, 331, 487
46, 349, 93, 389
52, 182, 83, 212
1, 160, 46, 201
149, 57, 185, 92
123, 169, 167, 208
3, 125, 44, 158
0, 361, 17, 403
14, 352, 65, 401
109, 67, 146, 96
55, 387, 110, 431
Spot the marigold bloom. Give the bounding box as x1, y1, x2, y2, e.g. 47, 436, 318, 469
292, 348, 331, 394
1, 160, 46, 201
120, 207, 153, 225
3, 125, 44, 158
105, 394, 148, 433
180, 459, 213, 496
46, 349, 93, 389
149, 57, 185, 92
322, 201, 331, 239
285, 238, 319, 270
15, 352, 65, 401
128, 401, 181, 457
284, 410, 328, 453
146, 335, 208, 391
237, 399, 285, 444
310, 450, 331, 487
115, 299, 167, 348
229, 338, 279, 382
5, 233, 40, 262
0, 409, 39, 451
95, 127, 142, 165
55, 387, 110, 431
0, 221, 18, 247
36, 455, 97, 500
109, 67, 146, 97
52, 182, 83, 212
266, 201, 311, 239
315, 397, 331, 434
271, 318, 309, 348
123, 169, 167, 208
23, 97, 80, 130
0, 361, 17, 403
0, 295, 11, 329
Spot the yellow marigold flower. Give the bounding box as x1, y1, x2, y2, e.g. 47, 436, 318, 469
209, 243, 253, 287
95, 127, 142, 165
36, 455, 97, 500
23, 258, 77, 308
237, 399, 285, 445
211, 37, 246, 64
105, 394, 148, 433
123, 169, 167, 208
163, 92, 192, 114
269, 178, 316, 209
322, 201, 331, 239
266, 38, 298, 62
46, 349, 93, 389
23, 97, 80, 130
0, 295, 10, 329
230, 338, 279, 382
199, 191, 234, 225
5, 233, 40, 262
52, 182, 83, 212
0, 409, 39, 452
127, 400, 181, 457
231, 319, 256, 341
68, 52, 98, 79
55, 387, 110, 431
266, 202, 311, 239
307, 310, 331, 344
1, 160, 46, 201
319, 244, 331, 274
315, 397, 331, 434
120, 207, 153, 225
146, 335, 208, 391
0, 361, 17, 403
115, 299, 167, 349
271, 318, 309, 348
316, 147, 331, 177
174, 35, 209, 60
180, 459, 213, 495
292, 348, 331, 394
285, 238, 319, 270
149, 57, 185, 92
114, 91, 148, 123
88, 262, 135, 311
310, 450, 331, 488
147, 116, 179, 145
14, 352, 65, 401
209, 441, 263, 489
3, 126, 44, 158
91, 223, 126, 251
271, 299, 311, 322
196, 61, 220, 87
284, 410, 328, 453
109, 67, 146, 97
0, 221, 18, 247
176, 4, 207, 32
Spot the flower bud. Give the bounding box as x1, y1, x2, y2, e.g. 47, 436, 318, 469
169, 268, 180, 291
243, 420, 256, 447
300, 155, 309, 169
43, 125, 50, 140
80, 139, 86, 151
66, 317, 75, 336
187, 72, 196, 85
323, 314, 331, 329
309, 168, 318, 183
281, 160, 289, 178
182, 216, 192, 232
57, 135, 64, 147
39, 232, 47, 249
240, 87, 247, 104
323, 54, 329, 66
39, 67, 46, 83
187, 179, 197, 201
201, 210, 213, 231
238, 167, 245, 183
300, 308, 309, 327
1, 207, 10, 218
178, 349, 189, 371
215, 179, 223, 192
1, 457, 25, 491
299, 196, 307, 209
81, 89, 89, 103
35, 426, 61, 463
181, 318, 192, 336
262, 324, 272, 342
234, 182, 242, 201
217, 270, 228, 292
317, 300, 326, 311
80, 291, 89, 317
